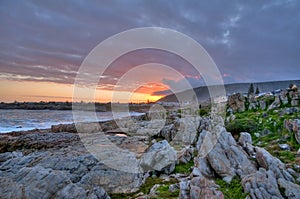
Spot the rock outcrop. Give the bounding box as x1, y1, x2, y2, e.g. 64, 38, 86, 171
228, 93, 245, 113
284, 119, 300, 144
140, 140, 177, 174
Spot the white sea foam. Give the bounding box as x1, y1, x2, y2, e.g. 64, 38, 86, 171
0, 109, 144, 133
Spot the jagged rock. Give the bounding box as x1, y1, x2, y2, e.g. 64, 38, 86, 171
178, 146, 194, 164
160, 123, 176, 141
228, 93, 245, 113
79, 162, 144, 193
0, 166, 73, 199
135, 119, 165, 137
172, 117, 201, 145
259, 100, 266, 110
140, 140, 177, 174
55, 184, 87, 198
0, 132, 80, 153
86, 186, 111, 199
278, 178, 300, 199
268, 95, 281, 110
51, 123, 77, 133
280, 90, 289, 105
255, 147, 294, 182
189, 176, 224, 199
169, 183, 180, 192
192, 157, 214, 178
195, 127, 256, 183
179, 180, 190, 199
291, 91, 300, 106
239, 132, 255, 157
284, 119, 300, 144
248, 102, 258, 111
208, 130, 257, 180
242, 168, 283, 199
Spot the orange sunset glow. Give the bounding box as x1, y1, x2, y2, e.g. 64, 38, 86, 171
0, 79, 166, 103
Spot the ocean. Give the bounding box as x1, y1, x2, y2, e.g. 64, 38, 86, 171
0, 109, 143, 133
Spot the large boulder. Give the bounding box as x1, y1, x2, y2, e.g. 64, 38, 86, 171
195, 127, 256, 182
79, 163, 144, 193
227, 93, 245, 113
284, 119, 300, 144
189, 176, 224, 199
278, 178, 300, 199
280, 90, 289, 105
242, 168, 283, 199
140, 140, 177, 174
238, 132, 255, 157
0, 165, 111, 199
255, 147, 294, 182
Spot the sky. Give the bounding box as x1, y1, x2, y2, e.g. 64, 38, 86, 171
0, 0, 299, 103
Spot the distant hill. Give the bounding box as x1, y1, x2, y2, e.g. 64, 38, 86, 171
158, 79, 300, 103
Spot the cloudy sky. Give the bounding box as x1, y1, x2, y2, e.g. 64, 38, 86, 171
0, 0, 299, 102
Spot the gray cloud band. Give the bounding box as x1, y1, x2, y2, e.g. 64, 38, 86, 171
72, 27, 226, 173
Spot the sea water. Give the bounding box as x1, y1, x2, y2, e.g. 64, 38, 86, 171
0, 109, 143, 133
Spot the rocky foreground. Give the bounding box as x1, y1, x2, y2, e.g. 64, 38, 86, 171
0, 107, 300, 199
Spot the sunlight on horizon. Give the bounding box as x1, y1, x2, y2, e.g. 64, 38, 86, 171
0, 79, 164, 103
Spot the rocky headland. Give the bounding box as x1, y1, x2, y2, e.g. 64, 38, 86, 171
0, 85, 300, 199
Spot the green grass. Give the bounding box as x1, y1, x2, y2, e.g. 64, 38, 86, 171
225, 106, 300, 165
174, 159, 194, 174
110, 177, 178, 199
272, 150, 296, 164
151, 185, 179, 199
216, 177, 248, 199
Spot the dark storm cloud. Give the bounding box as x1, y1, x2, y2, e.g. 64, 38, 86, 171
0, 0, 299, 89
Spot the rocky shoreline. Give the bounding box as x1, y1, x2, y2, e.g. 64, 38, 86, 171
1, 86, 300, 199
0, 110, 300, 199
